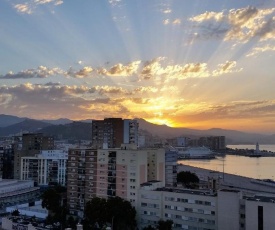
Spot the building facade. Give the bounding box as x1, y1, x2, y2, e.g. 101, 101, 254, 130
164, 146, 178, 187
91, 118, 138, 148
21, 150, 67, 186
0, 179, 41, 209
137, 183, 275, 230
67, 145, 165, 218
14, 133, 54, 180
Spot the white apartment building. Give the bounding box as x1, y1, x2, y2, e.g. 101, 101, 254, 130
138, 183, 217, 230
137, 182, 275, 230
21, 150, 68, 186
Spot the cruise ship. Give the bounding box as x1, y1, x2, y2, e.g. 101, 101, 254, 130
177, 146, 215, 159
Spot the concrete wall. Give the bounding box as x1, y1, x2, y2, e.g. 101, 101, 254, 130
217, 190, 241, 230
245, 200, 275, 230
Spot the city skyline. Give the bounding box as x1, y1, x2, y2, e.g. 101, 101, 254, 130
1, 0, 275, 134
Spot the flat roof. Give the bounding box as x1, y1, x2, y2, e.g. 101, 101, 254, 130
154, 187, 217, 197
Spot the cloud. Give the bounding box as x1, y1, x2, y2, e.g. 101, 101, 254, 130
207, 100, 275, 119
163, 19, 181, 25
139, 58, 240, 80
163, 9, 172, 14
0, 83, 142, 120
108, 0, 121, 7
0, 66, 65, 79
0, 58, 241, 83
14, 3, 32, 14
163, 19, 170, 25
95, 86, 129, 95
13, 0, 63, 14
246, 44, 275, 57
70, 66, 94, 78
97, 61, 141, 77
44, 82, 61, 86
172, 19, 181, 24
189, 6, 275, 43
212, 61, 242, 76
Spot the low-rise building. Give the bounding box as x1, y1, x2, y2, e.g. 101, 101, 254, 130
137, 182, 275, 230
0, 179, 40, 209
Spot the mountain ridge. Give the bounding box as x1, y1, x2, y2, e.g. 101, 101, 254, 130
0, 114, 274, 144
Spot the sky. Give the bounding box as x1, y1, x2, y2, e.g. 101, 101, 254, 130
1, 0, 275, 134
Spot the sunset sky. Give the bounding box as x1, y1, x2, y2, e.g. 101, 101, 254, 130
1, 0, 275, 134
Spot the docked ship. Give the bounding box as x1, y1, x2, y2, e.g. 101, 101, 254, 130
177, 146, 216, 159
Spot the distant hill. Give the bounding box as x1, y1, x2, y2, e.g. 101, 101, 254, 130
41, 118, 72, 125
0, 119, 52, 136
0, 114, 27, 127
39, 121, 92, 140
0, 115, 274, 144
137, 119, 275, 144
0, 114, 73, 127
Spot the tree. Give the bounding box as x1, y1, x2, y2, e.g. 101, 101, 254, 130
157, 219, 173, 230
41, 188, 61, 213
83, 196, 136, 230
66, 216, 77, 230
83, 197, 108, 229
41, 185, 67, 229
11, 209, 20, 216
177, 171, 199, 187
143, 225, 155, 230
106, 196, 137, 230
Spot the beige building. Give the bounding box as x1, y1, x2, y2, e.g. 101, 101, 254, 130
67, 145, 165, 217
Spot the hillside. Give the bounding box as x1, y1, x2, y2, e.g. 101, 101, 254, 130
137, 119, 275, 144
39, 121, 92, 140
0, 114, 27, 127
0, 119, 52, 136
0, 115, 274, 144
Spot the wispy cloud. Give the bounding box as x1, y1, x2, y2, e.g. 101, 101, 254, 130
139, 58, 241, 80
212, 61, 242, 76
0, 66, 65, 79
108, 0, 121, 7
97, 61, 141, 77
163, 18, 181, 25
163, 9, 172, 14
189, 6, 275, 43
14, 3, 32, 14
246, 44, 275, 57
14, 0, 63, 14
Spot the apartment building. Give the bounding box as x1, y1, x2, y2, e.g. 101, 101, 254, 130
164, 146, 178, 187
91, 118, 139, 148
14, 133, 54, 179
21, 150, 67, 186
0, 144, 14, 179
138, 183, 217, 230
67, 145, 165, 218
